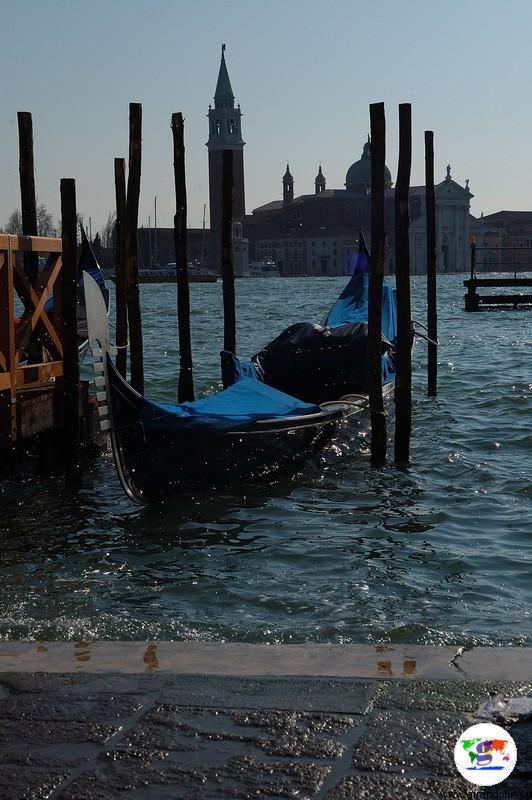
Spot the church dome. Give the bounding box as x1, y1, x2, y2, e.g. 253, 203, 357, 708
345, 138, 392, 193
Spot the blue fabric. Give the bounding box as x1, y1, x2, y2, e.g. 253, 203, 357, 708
381, 351, 395, 385
140, 377, 320, 433
324, 264, 397, 345
220, 350, 262, 387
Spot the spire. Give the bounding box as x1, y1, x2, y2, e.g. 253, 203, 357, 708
283, 163, 294, 204
214, 43, 235, 106
315, 164, 326, 194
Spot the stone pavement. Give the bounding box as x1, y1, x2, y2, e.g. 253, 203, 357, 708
0, 643, 531, 799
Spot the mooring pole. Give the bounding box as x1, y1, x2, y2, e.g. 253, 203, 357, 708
368, 102, 387, 467
221, 149, 236, 357
60, 178, 81, 490
425, 130, 438, 397
171, 112, 195, 402
125, 103, 144, 394
17, 112, 39, 287
394, 103, 412, 465
114, 157, 128, 377
470, 238, 476, 281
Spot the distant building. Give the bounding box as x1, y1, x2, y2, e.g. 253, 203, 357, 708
472, 211, 532, 273
244, 152, 474, 276
137, 47, 475, 276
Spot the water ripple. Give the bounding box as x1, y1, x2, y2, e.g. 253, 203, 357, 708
1, 275, 531, 645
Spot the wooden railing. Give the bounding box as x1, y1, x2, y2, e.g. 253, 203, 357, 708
0, 234, 64, 443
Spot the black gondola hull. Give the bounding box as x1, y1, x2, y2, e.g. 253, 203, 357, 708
107, 358, 344, 502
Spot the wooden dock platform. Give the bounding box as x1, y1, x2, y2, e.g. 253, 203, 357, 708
464, 277, 532, 310
0, 233, 96, 476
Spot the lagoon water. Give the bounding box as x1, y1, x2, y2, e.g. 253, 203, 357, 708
1, 275, 531, 646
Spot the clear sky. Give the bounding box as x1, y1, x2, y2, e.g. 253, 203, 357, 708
2, 0, 532, 235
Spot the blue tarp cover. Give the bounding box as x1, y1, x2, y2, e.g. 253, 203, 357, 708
139, 377, 320, 433
324, 272, 397, 345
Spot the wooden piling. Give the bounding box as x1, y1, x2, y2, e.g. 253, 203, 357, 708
60, 178, 81, 490
368, 102, 387, 467
394, 104, 412, 465
470, 238, 476, 280
425, 131, 437, 397
171, 112, 195, 402
114, 157, 128, 377
125, 103, 144, 394
221, 149, 236, 358
17, 112, 39, 288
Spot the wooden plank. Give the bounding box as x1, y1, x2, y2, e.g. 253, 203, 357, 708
425, 130, 437, 397
478, 294, 532, 304
172, 112, 195, 402
464, 278, 532, 287
0, 240, 17, 443
60, 177, 81, 489
18, 112, 39, 287
394, 103, 412, 466
0, 252, 6, 371
14, 255, 63, 359
125, 102, 144, 394
17, 390, 55, 438
114, 158, 128, 377
221, 149, 236, 359
0, 234, 62, 252
15, 360, 63, 387
368, 102, 387, 467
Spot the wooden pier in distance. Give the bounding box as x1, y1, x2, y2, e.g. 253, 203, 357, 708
464, 243, 532, 310
464, 276, 532, 311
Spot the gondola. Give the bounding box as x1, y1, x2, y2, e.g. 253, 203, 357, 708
84, 236, 397, 503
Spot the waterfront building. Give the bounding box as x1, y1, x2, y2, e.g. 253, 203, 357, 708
244, 152, 474, 276
134, 47, 476, 277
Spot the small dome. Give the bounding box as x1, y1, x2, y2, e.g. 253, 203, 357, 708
345, 138, 392, 193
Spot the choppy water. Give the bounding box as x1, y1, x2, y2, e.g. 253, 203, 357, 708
1, 276, 531, 646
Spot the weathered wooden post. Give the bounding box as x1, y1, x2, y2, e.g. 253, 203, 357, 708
125, 102, 144, 394
470, 237, 476, 280
394, 103, 412, 465
60, 178, 81, 489
171, 112, 195, 402
17, 112, 39, 287
425, 131, 438, 396
221, 149, 236, 357
368, 102, 387, 466
114, 157, 128, 377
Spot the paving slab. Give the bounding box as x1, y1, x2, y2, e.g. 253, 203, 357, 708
1, 643, 532, 799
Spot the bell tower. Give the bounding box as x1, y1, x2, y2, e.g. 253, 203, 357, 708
315, 165, 326, 194
207, 45, 245, 229
283, 164, 294, 204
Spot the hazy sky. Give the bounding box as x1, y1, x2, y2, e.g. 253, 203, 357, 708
2, 0, 532, 235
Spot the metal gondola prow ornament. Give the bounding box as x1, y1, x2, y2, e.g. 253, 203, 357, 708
83, 271, 114, 433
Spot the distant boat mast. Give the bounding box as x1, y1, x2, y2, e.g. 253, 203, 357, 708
200, 203, 206, 265
154, 196, 158, 267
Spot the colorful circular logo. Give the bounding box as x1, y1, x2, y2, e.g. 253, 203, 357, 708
454, 723, 517, 786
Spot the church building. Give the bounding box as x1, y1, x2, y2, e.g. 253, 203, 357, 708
243, 142, 474, 276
